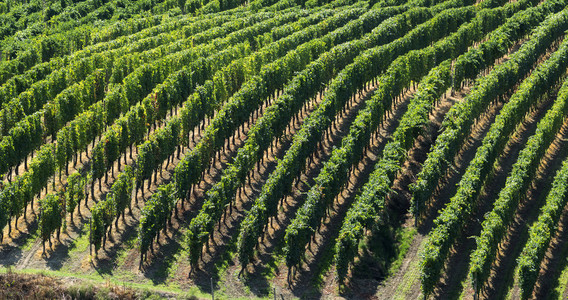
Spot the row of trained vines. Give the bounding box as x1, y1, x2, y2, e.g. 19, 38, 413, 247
3, 0, 568, 298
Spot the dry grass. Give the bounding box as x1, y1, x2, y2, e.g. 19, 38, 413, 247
0, 270, 181, 300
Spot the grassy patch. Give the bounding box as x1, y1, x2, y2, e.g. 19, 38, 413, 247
116, 235, 137, 266
60, 225, 90, 273
388, 227, 416, 277
0, 267, 211, 299
548, 257, 568, 300
68, 226, 90, 254
21, 230, 40, 252
356, 224, 417, 281
159, 242, 188, 287
310, 241, 336, 290
391, 235, 426, 300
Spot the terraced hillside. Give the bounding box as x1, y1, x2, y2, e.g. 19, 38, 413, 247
2, 0, 568, 298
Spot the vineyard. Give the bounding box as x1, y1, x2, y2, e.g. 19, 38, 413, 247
2, 0, 568, 298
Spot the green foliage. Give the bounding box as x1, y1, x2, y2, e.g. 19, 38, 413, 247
65, 173, 86, 218
138, 184, 176, 255
181, 7, 373, 268
4, 0, 568, 291
419, 7, 568, 296
411, 0, 568, 217
512, 79, 568, 298
237, 2, 455, 270
90, 165, 134, 251
90, 197, 115, 252
469, 35, 568, 293
39, 193, 63, 244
